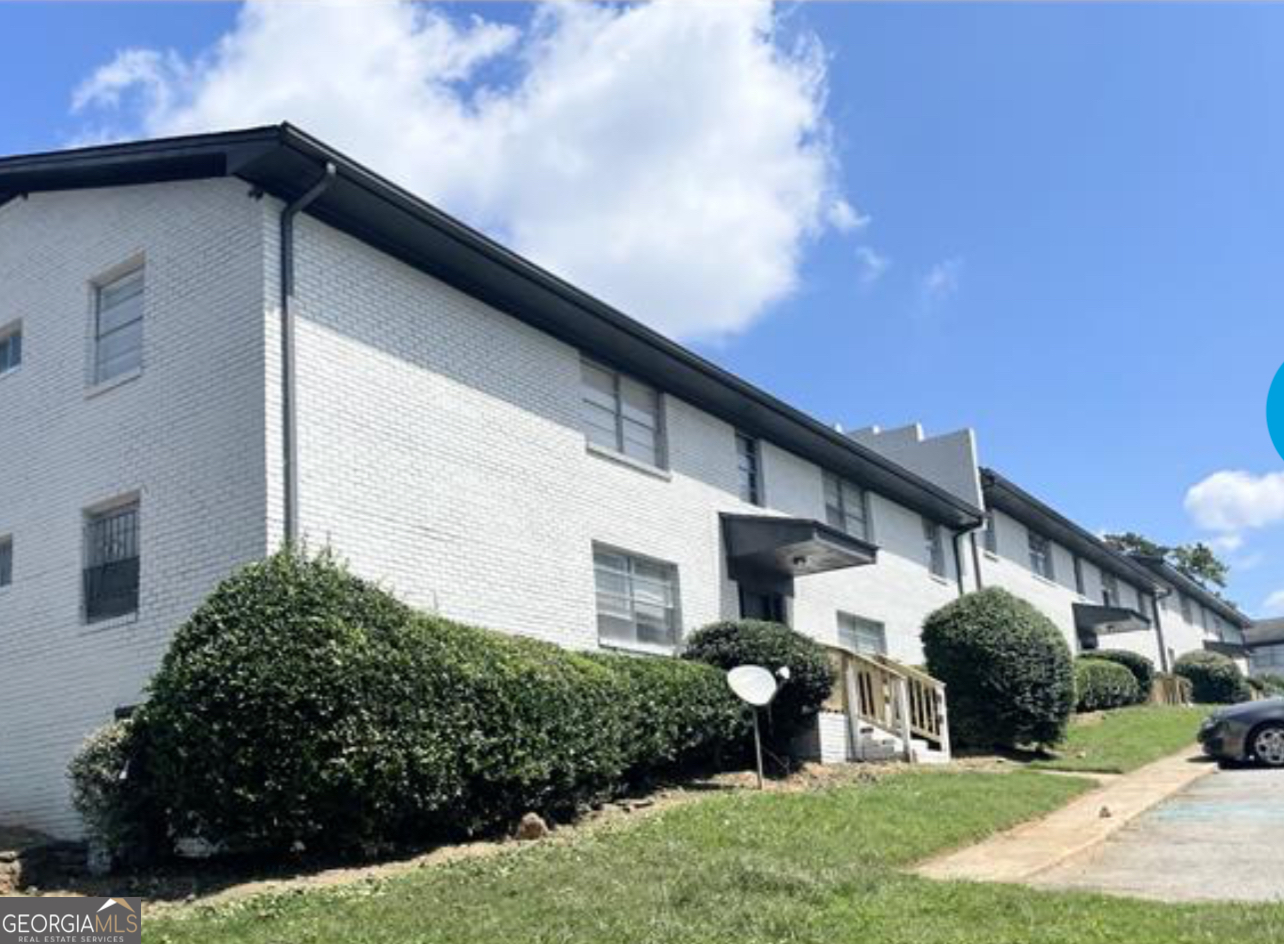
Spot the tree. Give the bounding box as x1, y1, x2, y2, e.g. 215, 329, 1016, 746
1103, 532, 1231, 595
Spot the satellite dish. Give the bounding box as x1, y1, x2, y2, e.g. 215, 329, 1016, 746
727, 665, 778, 707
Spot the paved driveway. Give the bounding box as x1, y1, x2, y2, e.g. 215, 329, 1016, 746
1032, 765, 1284, 903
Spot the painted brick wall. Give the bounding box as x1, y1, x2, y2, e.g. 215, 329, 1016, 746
282, 213, 963, 665
977, 509, 1163, 665
0, 180, 271, 837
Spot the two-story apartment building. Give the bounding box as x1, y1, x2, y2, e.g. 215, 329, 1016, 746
1246, 619, 1284, 677
973, 469, 1165, 667
1130, 555, 1253, 673
0, 125, 984, 836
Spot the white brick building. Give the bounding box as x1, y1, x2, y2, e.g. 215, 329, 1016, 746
1, 126, 988, 836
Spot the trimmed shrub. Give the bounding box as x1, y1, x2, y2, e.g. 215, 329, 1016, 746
922, 588, 1074, 749
83, 549, 748, 858
67, 718, 161, 864
682, 620, 834, 742
1173, 650, 1252, 704
1256, 673, 1284, 697
1088, 650, 1154, 703
1074, 658, 1140, 712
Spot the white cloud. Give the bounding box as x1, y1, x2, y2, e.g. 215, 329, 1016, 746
1264, 589, 1284, 615
921, 257, 963, 305
1184, 471, 1284, 544
854, 246, 890, 286
72, 0, 853, 341
1209, 533, 1245, 553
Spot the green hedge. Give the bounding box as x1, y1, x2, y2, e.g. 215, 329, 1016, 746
1255, 673, 1284, 696
681, 620, 833, 744
1087, 650, 1154, 703
71, 550, 748, 858
1074, 658, 1140, 712
922, 588, 1074, 749
1173, 650, 1252, 704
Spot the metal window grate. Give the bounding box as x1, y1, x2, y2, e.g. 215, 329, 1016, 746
84, 503, 139, 622
0, 537, 12, 587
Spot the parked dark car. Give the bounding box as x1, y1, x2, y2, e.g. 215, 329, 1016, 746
1199, 698, 1284, 767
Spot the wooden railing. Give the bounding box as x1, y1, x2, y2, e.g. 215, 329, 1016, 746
823, 645, 950, 760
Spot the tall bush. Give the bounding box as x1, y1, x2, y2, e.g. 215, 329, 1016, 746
922, 588, 1074, 749
1088, 650, 1154, 703
1074, 658, 1140, 712
1173, 650, 1252, 704
682, 620, 834, 743
72, 549, 748, 859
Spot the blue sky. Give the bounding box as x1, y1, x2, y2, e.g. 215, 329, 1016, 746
3, 2, 1281, 614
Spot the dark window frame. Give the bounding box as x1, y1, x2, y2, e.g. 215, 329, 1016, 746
735, 432, 763, 505
83, 500, 140, 623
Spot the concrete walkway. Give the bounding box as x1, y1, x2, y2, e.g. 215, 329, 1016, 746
915, 750, 1214, 884
1032, 766, 1284, 902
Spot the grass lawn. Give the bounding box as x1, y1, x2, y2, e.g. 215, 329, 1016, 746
144, 767, 1284, 944
1030, 705, 1208, 774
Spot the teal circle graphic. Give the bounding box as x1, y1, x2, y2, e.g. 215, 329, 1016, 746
1271, 362, 1284, 462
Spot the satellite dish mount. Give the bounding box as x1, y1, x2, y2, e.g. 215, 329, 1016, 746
726, 665, 788, 789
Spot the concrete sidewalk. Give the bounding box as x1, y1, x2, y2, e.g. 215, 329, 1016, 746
914, 750, 1214, 884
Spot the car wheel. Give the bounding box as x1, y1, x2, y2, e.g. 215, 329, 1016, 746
1251, 723, 1284, 768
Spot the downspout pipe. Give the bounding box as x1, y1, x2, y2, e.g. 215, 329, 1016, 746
951, 524, 983, 597
1151, 586, 1172, 672
280, 162, 337, 545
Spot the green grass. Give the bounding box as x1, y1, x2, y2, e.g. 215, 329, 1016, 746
143, 768, 1284, 944
1030, 705, 1208, 774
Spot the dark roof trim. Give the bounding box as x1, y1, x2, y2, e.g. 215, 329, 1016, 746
980, 468, 1159, 589
0, 124, 982, 529
1130, 555, 1252, 627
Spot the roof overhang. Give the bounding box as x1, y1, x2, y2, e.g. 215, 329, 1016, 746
0, 125, 985, 529
722, 513, 877, 589
981, 469, 1159, 589
1074, 603, 1151, 638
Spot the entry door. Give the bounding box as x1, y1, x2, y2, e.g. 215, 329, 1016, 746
740, 587, 787, 624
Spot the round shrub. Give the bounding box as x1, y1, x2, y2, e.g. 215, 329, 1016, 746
68, 719, 162, 865
682, 620, 835, 741
922, 587, 1074, 749
1088, 650, 1154, 703
1074, 658, 1140, 712
1173, 650, 1252, 704
102, 549, 747, 858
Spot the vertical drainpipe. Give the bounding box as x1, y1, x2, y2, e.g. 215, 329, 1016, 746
951, 525, 981, 597
1151, 587, 1172, 672
280, 162, 337, 545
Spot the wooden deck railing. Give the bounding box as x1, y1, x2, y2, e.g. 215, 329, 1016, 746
822, 645, 950, 760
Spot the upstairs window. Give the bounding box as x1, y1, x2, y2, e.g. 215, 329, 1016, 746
735, 433, 762, 505
0, 536, 11, 587
1028, 530, 1054, 580
1180, 594, 1193, 623
1101, 571, 1119, 608
580, 359, 663, 467
981, 511, 998, 554
84, 501, 140, 623
1073, 556, 1086, 596
923, 518, 947, 578
0, 322, 21, 376
94, 268, 145, 384
593, 546, 680, 650
824, 472, 870, 541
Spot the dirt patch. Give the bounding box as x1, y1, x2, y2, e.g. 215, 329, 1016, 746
10, 761, 903, 912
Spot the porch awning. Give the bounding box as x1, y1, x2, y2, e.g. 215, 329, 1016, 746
721, 513, 877, 586
1073, 603, 1151, 637
1204, 639, 1249, 659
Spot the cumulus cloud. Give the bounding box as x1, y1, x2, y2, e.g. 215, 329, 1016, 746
854, 245, 890, 286
72, 0, 854, 341
1184, 470, 1284, 540
1264, 589, 1284, 615
921, 257, 963, 305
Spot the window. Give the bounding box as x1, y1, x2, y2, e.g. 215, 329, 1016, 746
838, 613, 887, 656
580, 359, 663, 467
93, 268, 145, 384
823, 472, 870, 541
593, 546, 680, 649
1136, 591, 1151, 620
981, 511, 998, 555
1073, 556, 1086, 596
923, 518, 947, 578
0, 536, 11, 587
1027, 530, 1054, 580
735, 433, 762, 505
0, 322, 21, 376
1101, 572, 1119, 607
1180, 594, 1193, 623
84, 501, 140, 622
